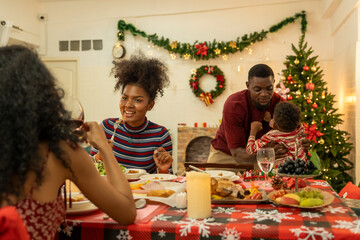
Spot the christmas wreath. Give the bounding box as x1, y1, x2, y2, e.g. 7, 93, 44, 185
189, 65, 225, 106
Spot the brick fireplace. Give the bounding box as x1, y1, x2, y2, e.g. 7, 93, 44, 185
177, 126, 218, 173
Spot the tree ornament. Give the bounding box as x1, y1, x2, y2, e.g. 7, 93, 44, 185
306, 99, 312, 104
275, 81, 290, 99
319, 138, 325, 144
280, 75, 286, 81
287, 95, 293, 100
323, 108, 326, 112
303, 65, 309, 71
170, 41, 178, 49
295, 90, 301, 96
305, 82, 315, 91
294, 58, 299, 65
303, 122, 324, 143
195, 42, 209, 57
311, 65, 317, 72
287, 75, 292, 81
321, 119, 324, 124
189, 65, 226, 106
312, 103, 318, 109
229, 41, 237, 48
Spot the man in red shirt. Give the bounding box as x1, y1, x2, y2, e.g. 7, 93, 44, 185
208, 64, 295, 166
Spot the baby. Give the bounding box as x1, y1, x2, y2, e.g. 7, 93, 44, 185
246, 101, 307, 167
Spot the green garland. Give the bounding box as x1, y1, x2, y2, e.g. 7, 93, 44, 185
117, 11, 307, 61
189, 65, 225, 106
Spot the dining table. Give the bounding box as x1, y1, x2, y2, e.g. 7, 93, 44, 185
55, 178, 360, 240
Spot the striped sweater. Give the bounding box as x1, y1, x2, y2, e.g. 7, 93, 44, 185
90, 117, 172, 173
246, 125, 307, 166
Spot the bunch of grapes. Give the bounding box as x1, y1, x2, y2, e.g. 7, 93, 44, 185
278, 158, 317, 175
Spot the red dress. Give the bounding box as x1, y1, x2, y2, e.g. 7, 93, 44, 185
15, 193, 65, 240
0, 206, 30, 240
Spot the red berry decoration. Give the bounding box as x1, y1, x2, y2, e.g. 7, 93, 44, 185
205, 67, 208, 70
219, 85, 223, 88
303, 65, 309, 71
312, 103, 318, 109
305, 82, 315, 91
287, 76, 292, 81
306, 99, 312, 104
287, 95, 293, 100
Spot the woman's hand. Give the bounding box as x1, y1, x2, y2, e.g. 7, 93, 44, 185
153, 147, 173, 173
83, 122, 108, 150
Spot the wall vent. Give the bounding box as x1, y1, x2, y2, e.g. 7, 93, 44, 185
59, 39, 103, 51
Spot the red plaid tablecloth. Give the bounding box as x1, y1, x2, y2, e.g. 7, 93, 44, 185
56, 180, 360, 240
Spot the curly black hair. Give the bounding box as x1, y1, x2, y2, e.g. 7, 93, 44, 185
113, 54, 169, 101
273, 101, 301, 132
0, 45, 78, 204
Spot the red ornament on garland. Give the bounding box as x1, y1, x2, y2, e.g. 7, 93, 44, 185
204, 67, 208, 70
306, 99, 312, 104
195, 42, 209, 57
303, 65, 309, 71
305, 82, 315, 91
312, 103, 318, 109
287, 95, 293, 100
219, 85, 223, 88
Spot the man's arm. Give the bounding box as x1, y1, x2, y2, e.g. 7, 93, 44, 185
230, 147, 256, 164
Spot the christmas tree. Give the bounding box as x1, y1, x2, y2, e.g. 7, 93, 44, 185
279, 34, 354, 192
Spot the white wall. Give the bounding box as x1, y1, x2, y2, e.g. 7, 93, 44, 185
38, 0, 333, 171
0, 0, 41, 46
325, 0, 359, 183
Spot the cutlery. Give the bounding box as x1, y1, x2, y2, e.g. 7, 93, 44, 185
189, 165, 207, 173
135, 198, 147, 209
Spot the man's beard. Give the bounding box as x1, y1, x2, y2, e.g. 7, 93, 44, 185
256, 101, 270, 110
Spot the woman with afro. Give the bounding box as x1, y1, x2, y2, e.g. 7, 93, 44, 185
0, 45, 136, 240
90, 55, 173, 174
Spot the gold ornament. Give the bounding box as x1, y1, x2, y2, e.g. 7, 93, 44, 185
170, 41, 178, 49
311, 65, 317, 72
214, 48, 221, 55
294, 58, 299, 65
222, 54, 228, 61
184, 53, 191, 60
319, 138, 325, 144
295, 90, 301, 96
280, 75, 286, 81
229, 41, 237, 48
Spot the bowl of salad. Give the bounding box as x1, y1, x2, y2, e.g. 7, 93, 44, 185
94, 161, 128, 175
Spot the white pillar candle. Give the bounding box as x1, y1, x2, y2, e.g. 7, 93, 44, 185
186, 171, 212, 219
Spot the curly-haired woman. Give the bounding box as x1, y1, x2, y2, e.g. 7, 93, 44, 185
0, 45, 136, 240
90, 55, 173, 174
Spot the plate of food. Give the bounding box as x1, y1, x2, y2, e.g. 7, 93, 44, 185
210, 178, 268, 204
132, 181, 186, 207
204, 170, 235, 180
65, 193, 99, 215
267, 187, 334, 209
140, 173, 177, 182
126, 169, 147, 179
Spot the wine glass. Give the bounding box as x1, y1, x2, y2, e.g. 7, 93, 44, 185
63, 95, 87, 145
257, 148, 275, 187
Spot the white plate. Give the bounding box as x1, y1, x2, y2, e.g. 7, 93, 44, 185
204, 170, 235, 180
140, 173, 177, 182
230, 175, 240, 182
66, 203, 98, 215
126, 169, 147, 179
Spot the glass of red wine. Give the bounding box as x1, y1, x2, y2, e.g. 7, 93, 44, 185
63, 95, 87, 144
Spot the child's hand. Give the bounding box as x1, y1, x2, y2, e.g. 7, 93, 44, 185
263, 111, 271, 122
250, 121, 262, 136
